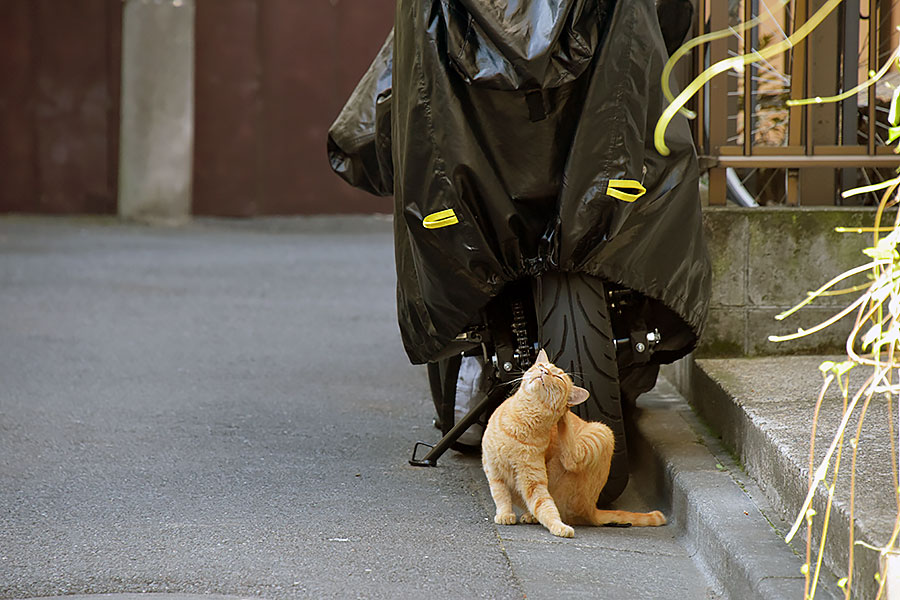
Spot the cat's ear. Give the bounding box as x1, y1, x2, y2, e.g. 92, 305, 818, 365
535, 348, 549, 364
568, 386, 590, 407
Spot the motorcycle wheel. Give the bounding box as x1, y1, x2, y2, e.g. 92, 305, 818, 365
533, 272, 628, 505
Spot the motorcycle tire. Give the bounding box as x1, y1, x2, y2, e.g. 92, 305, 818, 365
532, 272, 628, 505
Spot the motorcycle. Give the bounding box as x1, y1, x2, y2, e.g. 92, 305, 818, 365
328, 0, 710, 504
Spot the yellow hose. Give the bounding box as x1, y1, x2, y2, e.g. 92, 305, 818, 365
655, 0, 845, 156
661, 0, 790, 120
786, 49, 900, 107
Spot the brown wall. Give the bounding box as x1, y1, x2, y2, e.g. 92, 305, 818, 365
0, 0, 121, 214
0, 0, 393, 216
194, 0, 395, 216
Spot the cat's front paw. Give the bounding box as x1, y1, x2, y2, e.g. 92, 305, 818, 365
520, 511, 538, 524
648, 511, 666, 526
494, 512, 517, 525
548, 522, 575, 538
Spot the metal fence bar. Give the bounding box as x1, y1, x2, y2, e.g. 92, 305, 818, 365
695, 0, 900, 206
707, 0, 730, 205
786, 0, 808, 204
743, 0, 757, 157
807, 0, 842, 204
693, 0, 707, 151
841, 0, 861, 202
717, 154, 900, 167
868, 0, 878, 156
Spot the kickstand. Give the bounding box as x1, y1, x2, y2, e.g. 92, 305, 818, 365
409, 390, 499, 467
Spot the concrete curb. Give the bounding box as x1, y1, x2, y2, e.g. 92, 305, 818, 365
674, 358, 887, 600
630, 379, 841, 600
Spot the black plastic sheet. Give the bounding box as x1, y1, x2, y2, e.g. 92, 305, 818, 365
329, 0, 710, 365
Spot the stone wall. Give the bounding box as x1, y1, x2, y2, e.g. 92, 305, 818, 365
699, 207, 896, 357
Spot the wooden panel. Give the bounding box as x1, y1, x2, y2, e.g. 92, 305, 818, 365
322, 0, 394, 213
33, 0, 119, 213
194, 0, 395, 215
799, 0, 840, 205
0, 2, 36, 212
193, 0, 262, 216
335, 2, 396, 98
106, 0, 122, 208
0, 0, 119, 214
258, 0, 337, 214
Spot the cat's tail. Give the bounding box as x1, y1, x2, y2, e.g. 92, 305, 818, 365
587, 508, 666, 528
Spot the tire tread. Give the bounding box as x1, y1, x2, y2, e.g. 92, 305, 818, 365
533, 273, 628, 504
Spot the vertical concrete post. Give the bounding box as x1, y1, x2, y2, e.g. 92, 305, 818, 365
118, 0, 194, 224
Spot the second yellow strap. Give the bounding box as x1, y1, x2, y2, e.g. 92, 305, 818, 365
607, 179, 647, 203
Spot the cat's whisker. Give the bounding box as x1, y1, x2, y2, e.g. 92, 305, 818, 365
499, 376, 525, 388
566, 372, 586, 384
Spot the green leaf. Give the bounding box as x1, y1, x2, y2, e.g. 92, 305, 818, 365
889, 126, 900, 145
863, 237, 900, 261
875, 328, 900, 351
834, 360, 856, 377
861, 324, 881, 349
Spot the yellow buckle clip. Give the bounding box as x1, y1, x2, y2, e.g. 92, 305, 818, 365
423, 209, 459, 229
607, 179, 646, 203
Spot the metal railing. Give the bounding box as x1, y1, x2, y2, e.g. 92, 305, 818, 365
691, 0, 900, 206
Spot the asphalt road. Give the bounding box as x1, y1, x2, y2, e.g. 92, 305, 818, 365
0, 217, 713, 600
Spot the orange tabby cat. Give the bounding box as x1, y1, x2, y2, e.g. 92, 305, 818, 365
481, 349, 665, 537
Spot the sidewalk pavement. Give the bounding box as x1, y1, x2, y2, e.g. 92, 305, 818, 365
0, 216, 817, 600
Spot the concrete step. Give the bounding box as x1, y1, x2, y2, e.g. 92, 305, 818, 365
663, 356, 894, 600
630, 376, 840, 600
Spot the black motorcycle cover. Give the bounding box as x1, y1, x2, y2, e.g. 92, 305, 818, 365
328, 0, 711, 365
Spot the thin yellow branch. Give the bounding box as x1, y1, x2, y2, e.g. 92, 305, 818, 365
835, 227, 897, 234
814, 282, 876, 297
774, 261, 888, 322
787, 50, 900, 107
786, 373, 877, 543
769, 293, 870, 343
842, 176, 900, 200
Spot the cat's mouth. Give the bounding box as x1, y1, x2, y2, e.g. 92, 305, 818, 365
533, 371, 565, 393
536, 370, 562, 383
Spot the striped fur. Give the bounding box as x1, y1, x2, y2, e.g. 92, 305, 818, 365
481, 350, 665, 537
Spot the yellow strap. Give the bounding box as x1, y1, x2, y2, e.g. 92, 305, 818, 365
607, 179, 646, 203
423, 208, 459, 229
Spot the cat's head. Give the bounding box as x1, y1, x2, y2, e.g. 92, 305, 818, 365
519, 349, 590, 413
